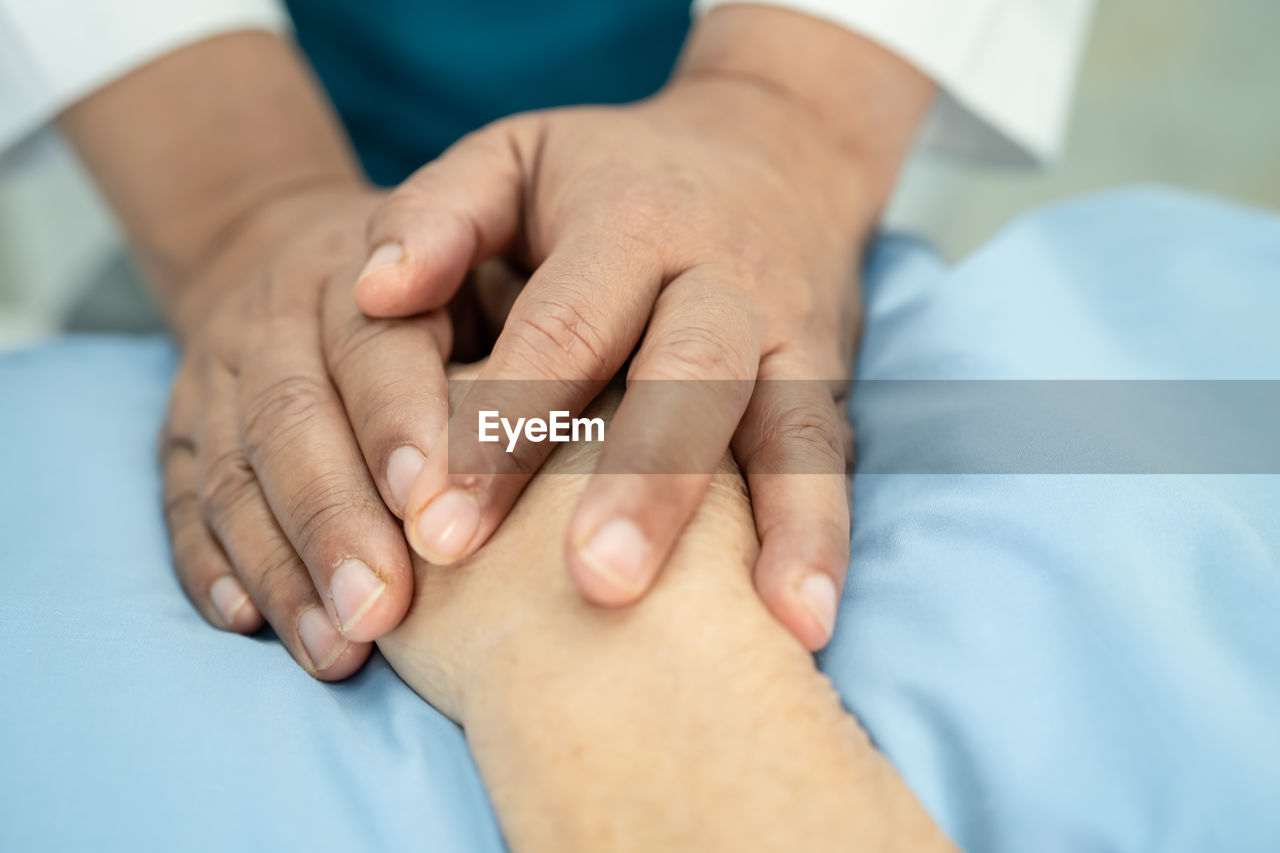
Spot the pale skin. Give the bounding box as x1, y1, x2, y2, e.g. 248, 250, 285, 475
378, 368, 955, 852
59, 5, 936, 676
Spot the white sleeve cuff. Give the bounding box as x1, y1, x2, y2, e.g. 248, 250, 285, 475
694, 0, 1095, 165
0, 0, 290, 154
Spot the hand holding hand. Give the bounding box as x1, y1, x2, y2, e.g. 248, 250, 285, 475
356, 6, 933, 649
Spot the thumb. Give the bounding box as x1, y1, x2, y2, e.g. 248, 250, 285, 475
354, 119, 529, 318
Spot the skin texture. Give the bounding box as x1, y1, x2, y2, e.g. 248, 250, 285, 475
59, 5, 935, 676
379, 368, 955, 852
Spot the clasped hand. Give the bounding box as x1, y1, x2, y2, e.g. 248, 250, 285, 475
164, 69, 873, 678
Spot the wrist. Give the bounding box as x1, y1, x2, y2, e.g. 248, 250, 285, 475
460, 572, 916, 853
459, 586, 789, 848
675, 3, 935, 213
57, 31, 373, 338
458, 470, 776, 724
166, 180, 381, 342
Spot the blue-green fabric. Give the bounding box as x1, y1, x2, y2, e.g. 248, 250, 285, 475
286, 0, 692, 185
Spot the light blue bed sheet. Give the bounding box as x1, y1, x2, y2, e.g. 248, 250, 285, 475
2, 187, 1278, 851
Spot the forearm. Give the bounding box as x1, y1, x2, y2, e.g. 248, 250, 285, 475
57, 31, 365, 326
466, 553, 948, 852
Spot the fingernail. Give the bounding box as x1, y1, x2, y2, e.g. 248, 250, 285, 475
357, 242, 404, 281
412, 489, 481, 563
330, 558, 386, 635
210, 575, 251, 628
386, 445, 427, 514
799, 573, 837, 640
299, 607, 346, 672
578, 519, 650, 593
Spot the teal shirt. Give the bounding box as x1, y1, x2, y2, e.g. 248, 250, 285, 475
286, 0, 693, 186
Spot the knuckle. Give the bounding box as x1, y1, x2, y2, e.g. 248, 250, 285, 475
745, 401, 845, 473
245, 542, 310, 617
351, 376, 423, 436
286, 470, 377, 561
371, 190, 414, 232
159, 429, 196, 467
464, 118, 521, 164
209, 338, 244, 379
506, 298, 612, 380
325, 314, 394, 384
373, 164, 448, 233
163, 488, 202, 529
775, 406, 845, 464
200, 449, 258, 522
164, 492, 219, 582
642, 322, 751, 382
241, 373, 333, 461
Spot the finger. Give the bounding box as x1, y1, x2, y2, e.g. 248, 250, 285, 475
321, 266, 451, 518
197, 365, 371, 679
564, 267, 760, 605
237, 277, 415, 644
733, 352, 853, 651
353, 120, 528, 318
402, 233, 663, 565
162, 364, 263, 633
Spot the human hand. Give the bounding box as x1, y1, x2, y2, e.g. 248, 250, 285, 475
378, 368, 953, 853
378, 366, 761, 724
161, 186, 454, 678
355, 7, 933, 650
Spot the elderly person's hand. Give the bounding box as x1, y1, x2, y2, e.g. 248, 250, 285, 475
378, 365, 953, 852
356, 5, 934, 649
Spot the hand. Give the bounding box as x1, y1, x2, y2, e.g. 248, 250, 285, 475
160, 186, 453, 678
354, 7, 932, 650
378, 369, 953, 853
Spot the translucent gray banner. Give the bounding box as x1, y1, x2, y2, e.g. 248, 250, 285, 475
440, 379, 1280, 475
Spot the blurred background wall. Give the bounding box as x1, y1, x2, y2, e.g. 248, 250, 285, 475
887, 0, 1280, 257
1, 0, 1278, 349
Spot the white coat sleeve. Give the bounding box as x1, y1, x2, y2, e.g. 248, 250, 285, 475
693, 0, 1096, 165
0, 0, 290, 154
